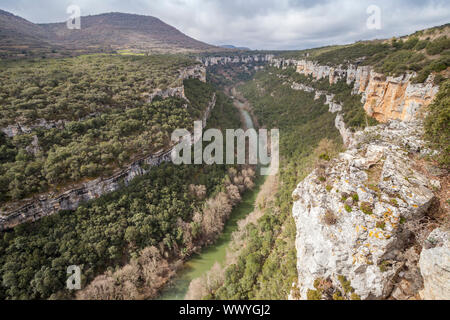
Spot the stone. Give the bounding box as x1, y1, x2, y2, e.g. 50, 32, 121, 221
419, 228, 450, 300
292, 120, 435, 300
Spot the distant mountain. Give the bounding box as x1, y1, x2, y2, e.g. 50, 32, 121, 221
220, 44, 251, 51
0, 10, 220, 57
40, 12, 218, 53
0, 9, 60, 57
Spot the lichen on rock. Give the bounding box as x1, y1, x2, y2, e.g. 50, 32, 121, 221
291, 120, 437, 299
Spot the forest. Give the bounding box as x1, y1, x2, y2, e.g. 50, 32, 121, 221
0, 53, 213, 205
0, 87, 253, 300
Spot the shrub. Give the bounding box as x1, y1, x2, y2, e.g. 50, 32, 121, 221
338, 275, 354, 294
426, 36, 450, 55
350, 293, 361, 300
376, 221, 386, 230
425, 79, 450, 169
307, 289, 322, 300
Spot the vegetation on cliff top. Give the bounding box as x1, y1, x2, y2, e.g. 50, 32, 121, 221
425, 79, 450, 169
0, 54, 211, 205
281, 25, 450, 84
0, 54, 196, 126
279, 67, 379, 130
0, 90, 247, 300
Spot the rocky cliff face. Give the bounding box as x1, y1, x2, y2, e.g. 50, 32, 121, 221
1, 64, 206, 138
196, 54, 275, 67
419, 228, 450, 300
290, 81, 354, 147
0, 94, 216, 231
285, 57, 449, 300
292, 59, 439, 123
291, 120, 440, 299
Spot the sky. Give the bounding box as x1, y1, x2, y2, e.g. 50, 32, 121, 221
1, 0, 449, 50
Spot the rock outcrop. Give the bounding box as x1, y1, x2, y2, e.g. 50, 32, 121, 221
292, 59, 439, 123
292, 120, 437, 299
419, 228, 450, 300
196, 54, 275, 67
0, 94, 216, 231
290, 81, 354, 147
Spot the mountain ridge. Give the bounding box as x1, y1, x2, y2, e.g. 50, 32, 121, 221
0, 10, 221, 57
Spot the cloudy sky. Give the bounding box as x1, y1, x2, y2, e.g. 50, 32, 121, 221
1, 0, 449, 50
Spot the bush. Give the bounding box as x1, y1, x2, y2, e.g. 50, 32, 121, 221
360, 202, 374, 215
424, 79, 450, 168
426, 36, 450, 55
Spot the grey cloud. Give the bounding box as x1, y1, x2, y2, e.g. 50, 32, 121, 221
0, 0, 449, 50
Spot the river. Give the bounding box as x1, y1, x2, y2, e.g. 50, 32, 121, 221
157, 90, 262, 300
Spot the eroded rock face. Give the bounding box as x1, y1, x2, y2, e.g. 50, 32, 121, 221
290, 81, 354, 147
0, 95, 217, 231
196, 54, 275, 67
291, 59, 439, 123
292, 121, 436, 299
360, 72, 439, 122
419, 228, 450, 300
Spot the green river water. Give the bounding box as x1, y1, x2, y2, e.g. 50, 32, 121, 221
157, 97, 262, 300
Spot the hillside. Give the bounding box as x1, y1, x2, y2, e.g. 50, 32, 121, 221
0, 54, 208, 215
281, 24, 450, 84
0, 9, 60, 58
0, 10, 219, 58
40, 12, 218, 54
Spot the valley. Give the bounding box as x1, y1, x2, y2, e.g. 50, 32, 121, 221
0, 6, 448, 302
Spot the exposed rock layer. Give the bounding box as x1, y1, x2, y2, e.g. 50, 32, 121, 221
297, 59, 439, 122
419, 228, 450, 300
0, 94, 216, 231
292, 121, 437, 299
272, 58, 439, 123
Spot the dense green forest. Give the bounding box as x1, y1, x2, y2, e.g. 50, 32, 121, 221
199, 67, 342, 299
0, 88, 245, 300
0, 54, 196, 126
281, 25, 450, 84
0, 54, 213, 205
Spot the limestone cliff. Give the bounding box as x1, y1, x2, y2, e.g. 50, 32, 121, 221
0, 94, 216, 231
1, 64, 206, 138
293, 59, 439, 123
196, 54, 275, 67
419, 228, 450, 300
285, 57, 448, 300
291, 120, 442, 299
